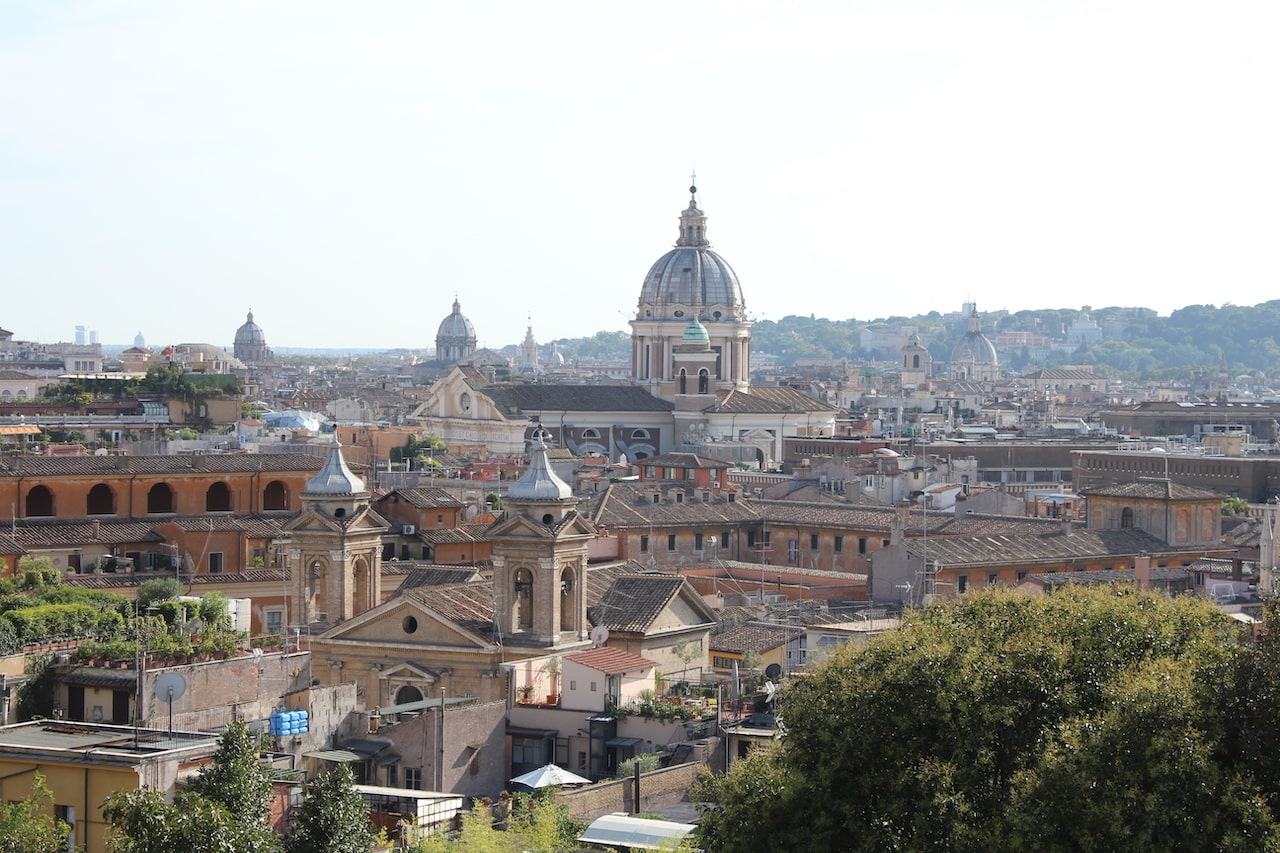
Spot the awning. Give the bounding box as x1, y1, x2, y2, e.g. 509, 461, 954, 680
577, 813, 696, 850
1230, 612, 1259, 624
304, 749, 365, 763
605, 736, 642, 748
376, 752, 402, 766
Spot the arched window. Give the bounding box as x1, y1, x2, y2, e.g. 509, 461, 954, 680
912, 355, 920, 369
395, 685, 423, 705
263, 480, 289, 511
513, 568, 534, 630
698, 369, 709, 394
1120, 507, 1135, 529
206, 482, 232, 512
0, 390, 10, 402
147, 483, 174, 514
678, 369, 687, 395
560, 568, 575, 631
631, 429, 650, 440
581, 428, 600, 440
25, 485, 54, 517
87, 484, 115, 515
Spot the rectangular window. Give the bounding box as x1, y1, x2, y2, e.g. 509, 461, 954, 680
747, 531, 757, 548
858, 537, 867, 554
833, 535, 843, 554
1016, 570, 1028, 581
727, 493, 735, 503
667, 534, 676, 551
957, 575, 968, 593
387, 765, 397, 787
437, 514, 444, 524
208, 552, 224, 573
590, 681, 598, 692
713, 656, 736, 669
569, 680, 577, 691
695, 533, 704, 550
787, 539, 799, 562
639, 535, 649, 553
265, 609, 284, 635
675, 492, 684, 503
404, 767, 422, 790
762, 532, 771, 548
988, 572, 999, 586
809, 534, 819, 550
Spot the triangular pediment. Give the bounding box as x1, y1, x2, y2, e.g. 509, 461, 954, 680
320, 593, 493, 649
488, 510, 597, 541
282, 508, 345, 533
282, 505, 391, 535
379, 661, 440, 682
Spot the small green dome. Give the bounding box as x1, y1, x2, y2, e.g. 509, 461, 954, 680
682, 318, 710, 343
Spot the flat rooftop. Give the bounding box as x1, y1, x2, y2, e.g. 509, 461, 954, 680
0, 721, 219, 760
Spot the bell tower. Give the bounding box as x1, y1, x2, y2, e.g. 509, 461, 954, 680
283, 442, 388, 628
489, 435, 596, 647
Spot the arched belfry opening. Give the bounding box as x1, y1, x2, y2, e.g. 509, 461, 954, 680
490, 436, 597, 647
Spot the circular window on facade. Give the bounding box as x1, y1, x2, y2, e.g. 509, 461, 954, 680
403, 615, 419, 634
673, 310, 684, 318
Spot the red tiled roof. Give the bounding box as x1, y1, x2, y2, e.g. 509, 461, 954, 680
564, 646, 657, 674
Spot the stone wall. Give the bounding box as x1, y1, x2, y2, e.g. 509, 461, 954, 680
556, 761, 707, 821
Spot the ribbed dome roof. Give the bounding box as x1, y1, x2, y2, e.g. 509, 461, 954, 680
235, 311, 266, 345
507, 435, 572, 501
951, 311, 998, 365
437, 300, 476, 340
682, 318, 710, 344
637, 186, 746, 318
304, 442, 367, 496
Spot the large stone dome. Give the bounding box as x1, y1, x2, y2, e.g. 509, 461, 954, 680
949, 309, 1000, 382
233, 311, 270, 364
636, 186, 747, 323
436, 299, 478, 363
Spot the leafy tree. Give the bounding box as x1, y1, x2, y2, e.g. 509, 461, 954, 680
284, 764, 375, 853
411, 794, 586, 853
0, 773, 70, 853
136, 577, 181, 609
695, 587, 1276, 852
103, 788, 277, 853
188, 721, 274, 825
107, 722, 276, 852
1223, 496, 1252, 516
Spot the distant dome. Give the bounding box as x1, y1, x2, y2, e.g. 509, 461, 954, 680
636, 186, 746, 322
233, 311, 270, 365
949, 309, 999, 382
133, 331, 146, 349
436, 299, 478, 363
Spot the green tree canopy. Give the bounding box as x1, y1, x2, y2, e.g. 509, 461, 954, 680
284, 764, 375, 853
106, 721, 276, 852
0, 773, 69, 853
695, 587, 1280, 852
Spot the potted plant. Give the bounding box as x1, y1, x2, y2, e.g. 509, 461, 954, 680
517, 684, 534, 704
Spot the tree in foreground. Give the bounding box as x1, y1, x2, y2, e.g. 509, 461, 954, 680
284, 764, 376, 853
695, 586, 1280, 852
105, 721, 277, 853
410, 793, 587, 853
0, 773, 69, 853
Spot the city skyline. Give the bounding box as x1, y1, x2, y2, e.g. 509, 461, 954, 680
3, 2, 1277, 350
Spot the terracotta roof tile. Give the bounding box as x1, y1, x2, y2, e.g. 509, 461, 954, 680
563, 646, 657, 674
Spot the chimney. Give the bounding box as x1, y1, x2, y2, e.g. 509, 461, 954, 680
1232, 554, 1243, 583
1061, 515, 1073, 537
1134, 553, 1151, 590
91, 519, 101, 540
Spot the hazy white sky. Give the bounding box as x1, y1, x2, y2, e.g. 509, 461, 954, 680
2, 2, 1277, 352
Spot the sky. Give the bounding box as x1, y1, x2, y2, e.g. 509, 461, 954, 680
2, 2, 1277, 353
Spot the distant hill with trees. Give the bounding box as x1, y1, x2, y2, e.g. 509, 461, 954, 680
550, 301, 1280, 381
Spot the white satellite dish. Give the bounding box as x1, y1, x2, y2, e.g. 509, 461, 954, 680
589, 626, 609, 648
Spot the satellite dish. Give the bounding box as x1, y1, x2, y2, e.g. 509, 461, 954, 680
589, 626, 609, 648
154, 672, 187, 702
764, 663, 782, 681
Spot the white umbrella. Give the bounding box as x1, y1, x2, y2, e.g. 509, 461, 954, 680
510, 763, 592, 789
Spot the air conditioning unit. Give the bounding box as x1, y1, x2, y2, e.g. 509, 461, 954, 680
402, 524, 416, 535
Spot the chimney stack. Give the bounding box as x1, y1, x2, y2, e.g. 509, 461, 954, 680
1134, 553, 1151, 590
